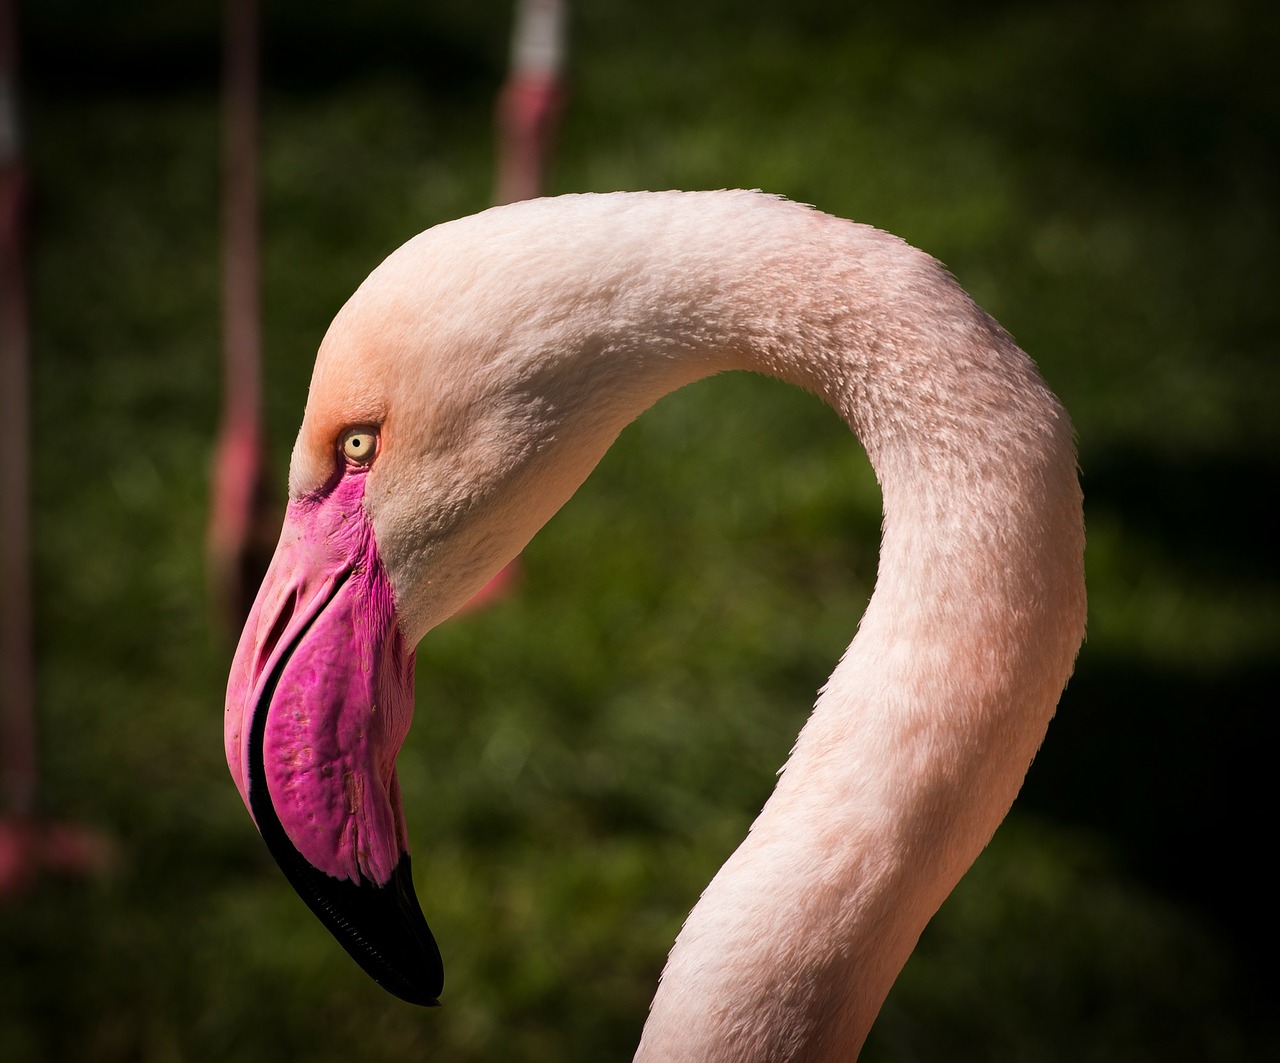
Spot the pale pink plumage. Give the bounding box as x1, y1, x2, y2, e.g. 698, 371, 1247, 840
227, 190, 1086, 1057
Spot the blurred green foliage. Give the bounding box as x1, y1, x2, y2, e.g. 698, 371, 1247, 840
3, 0, 1276, 1059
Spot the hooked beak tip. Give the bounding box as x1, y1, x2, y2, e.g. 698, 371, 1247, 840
264, 828, 444, 1006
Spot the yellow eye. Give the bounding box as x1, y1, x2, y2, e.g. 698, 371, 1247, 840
340, 426, 378, 464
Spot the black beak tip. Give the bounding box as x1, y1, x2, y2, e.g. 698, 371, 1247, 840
250, 765, 444, 1004
283, 846, 445, 1006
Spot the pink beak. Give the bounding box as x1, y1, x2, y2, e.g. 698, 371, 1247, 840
224, 468, 442, 1005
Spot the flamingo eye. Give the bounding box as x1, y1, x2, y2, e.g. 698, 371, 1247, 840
340, 426, 378, 465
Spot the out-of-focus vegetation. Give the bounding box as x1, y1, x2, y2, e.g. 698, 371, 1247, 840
3, 0, 1276, 1059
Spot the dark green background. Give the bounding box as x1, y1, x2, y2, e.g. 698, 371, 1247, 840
4, 1, 1276, 1059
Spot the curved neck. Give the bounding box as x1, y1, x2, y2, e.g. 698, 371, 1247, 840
508, 194, 1084, 1060
315, 191, 1086, 1059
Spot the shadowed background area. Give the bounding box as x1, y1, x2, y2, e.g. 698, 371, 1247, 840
3, 0, 1276, 1059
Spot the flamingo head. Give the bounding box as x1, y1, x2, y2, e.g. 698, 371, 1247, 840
222, 200, 654, 1005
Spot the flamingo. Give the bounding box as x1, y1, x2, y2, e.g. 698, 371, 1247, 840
206, 0, 273, 635
493, 0, 567, 207
224, 190, 1086, 1060
1, 0, 112, 896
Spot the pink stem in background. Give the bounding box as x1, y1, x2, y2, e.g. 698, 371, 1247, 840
0, 0, 34, 832
0, 0, 111, 900
494, 0, 567, 206
207, 0, 276, 632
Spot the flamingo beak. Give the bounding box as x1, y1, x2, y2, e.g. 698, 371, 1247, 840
224, 470, 443, 1006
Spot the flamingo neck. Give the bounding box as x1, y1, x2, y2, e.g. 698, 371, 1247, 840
513, 194, 1083, 1061
306, 191, 1086, 1060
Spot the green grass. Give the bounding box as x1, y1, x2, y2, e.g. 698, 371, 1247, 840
4, 1, 1276, 1059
